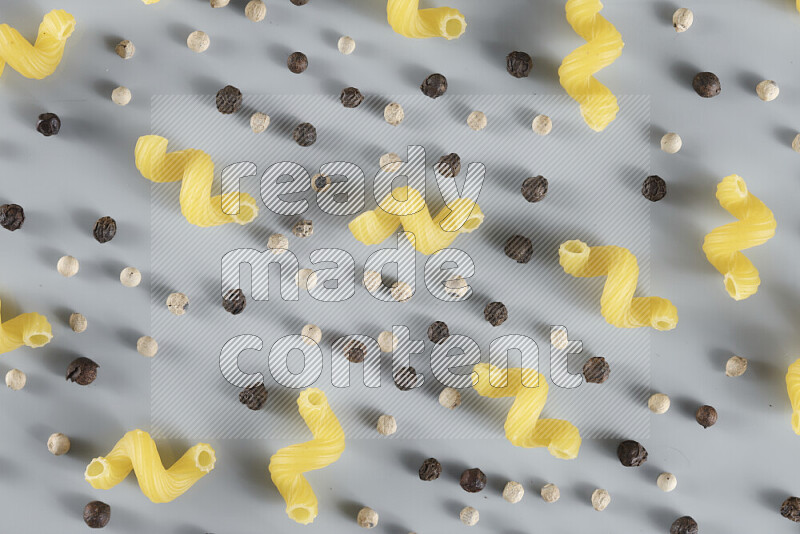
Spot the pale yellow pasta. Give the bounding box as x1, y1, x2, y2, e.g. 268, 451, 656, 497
387, 0, 466, 40
787, 359, 800, 434
135, 135, 259, 227
349, 186, 483, 255
558, 0, 624, 131
143, 0, 161, 3
472, 363, 581, 459
0, 296, 52, 354
269, 388, 345, 524
0, 9, 75, 80
559, 240, 678, 331
702, 175, 776, 301
85, 429, 215, 503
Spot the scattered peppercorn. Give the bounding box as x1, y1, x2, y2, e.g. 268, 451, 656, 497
115, 39, 135, 59
57, 255, 80, 277
211, 0, 229, 7
504, 235, 533, 263
292, 123, 317, 147
484, 302, 508, 326
120, 267, 142, 288
340, 87, 364, 108
66, 357, 99, 386
338, 35, 356, 55
648, 393, 671, 414
792, 133, 800, 154
290, 0, 309, 5
670, 516, 698, 534
641, 175, 667, 201
287, 52, 308, 73
137, 336, 158, 358
591, 489, 611, 511
692, 72, 721, 98
521, 176, 548, 203
420, 73, 447, 99
69, 313, 88, 333
459, 506, 479, 526
222, 288, 247, 315
503, 481, 525, 503
427, 321, 449, 344
356, 507, 379, 528
376, 414, 397, 436
672, 8, 694, 32
83, 501, 111, 529
239, 382, 268, 410
435, 153, 461, 178
460, 468, 487, 493
187, 30, 210, 53
36, 113, 61, 136
245, 0, 267, 21
167, 292, 190, 315
301, 324, 322, 346
5, 369, 26, 391
725, 355, 748, 377
617, 440, 648, 467
756, 79, 779, 102
444, 275, 469, 298
583, 356, 610, 384
394, 366, 418, 390
292, 219, 313, 238
541, 483, 560, 503
418, 458, 442, 481
467, 110, 487, 131
390, 281, 413, 302
250, 112, 270, 133
695, 405, 717, 428
506, 51, 533, 78
93, 216, 117, 243
551, 328, 569, 350
438, 387, 461, 409
377, 331, 398, 353
111, 86, 132, 106
531, 114, 552, 135
384, 102, 405, 126
216, 85, 242, 114
268, 233, 288, 254
781, 497, 800, 522
657, 472, 677, 492
296, 268, 318, 291
661, 132, 682, 154
47, 432, 71, 456
0, 203, 25, 231
344, 340, 367, 363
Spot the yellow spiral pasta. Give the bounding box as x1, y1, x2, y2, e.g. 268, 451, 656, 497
135, 135, 259, 227
559, 240, 678, 331
787, 359, 800, 435
0, 296, 52, 354
269, 388, 345, 525
387, 0, 466, 40
557, 0, 624, 132
84, 429, 215, 503
702, 175, 776, 301
349, 186, 483, 255
0, 10, 75, 80
472, 363, 581, 459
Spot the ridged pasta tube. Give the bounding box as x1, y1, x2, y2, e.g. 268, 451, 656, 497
787, 359, 800, 434
0, 297, 52, 354
0, 10, 76, 80
387, 0, 466, 40
135, 135, 259, 227
702, 175, 776, 301
472, 363, 581, 459
269, 388, 345, 525
84, 429, 216, 503
559, 240, 678, 331
349, 186, 483, 255
557, 0, 624, 131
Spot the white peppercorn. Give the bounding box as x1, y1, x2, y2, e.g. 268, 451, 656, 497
793, 134, 800, 153
357, 507, 379, 528
550, 328, 569, 350
443, 275, 468, 298
69, 313, 87, 333
379, 152, 403, 173
390, 281, 413, 302
363, 270, 382, 292
725, 355, 748, 377
245, 0, 266, 21
377, 331, 398, 352
115, 40, 135, 59
591, 489, 611, 511
503, 481, 524, 503
648, 393, 670, 414
756, 80, 779, 102
57, 255, 79, 277
531, 114, 552, 135
438, 387, 461, 409
137, 336, 158, 358
376, 414, 397, 436
467, 111, 487, 131
5, 369, 26, 391
672, 8, 693, 32
661, 132, 682, 154
301, 324, 322, 346
459, 506, 479, 526
541, 483, 560, 503
250, 112, 270, 133
47, 433, 71, 456
267, 233, 288, 254
166, 292, 189, 316
187, 30, 210, 53
111, 86, 131, 106
292, 219, 313, 238
120, 267, 141, 288
296, 268, 318, 291
210, 0, 229, 6
338, 36, 356, 55
657, 472, 677, 492
310, 173, 331, 193
384, 102, 404, 126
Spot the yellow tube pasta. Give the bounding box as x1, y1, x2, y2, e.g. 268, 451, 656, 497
472, 363, 581, 459
787, 359, 800, 434
135, 135, 259, 227
143, 0, 161, 3
0, 10, 75, 80
557, 0, 624, 131
702, 175, 776, 301
559, 240, 678, 331
0, 297, 52, 354
269, 388, 345, 525
387, 0, 466, 40
84, 429, 215, 503
349, 186, 483, 255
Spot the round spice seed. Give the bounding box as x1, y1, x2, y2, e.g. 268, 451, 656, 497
756, 79, 779, 102
541, 483, 560, 503
287, 52, 308, 74
725, 355, 748, 377
216, 85, 242, 114
357, 507, 379, 528
390, 281, 413, 302
521, 175, 548, 202
484, 302, 508, 326
648, 393, 670, 414
292, 123, 317, 147
661, 132, 682, 154
222, 288, 246, 315
337, 36, 356, 55
506, 51, 532, 78
782, 498, 800, 523
384, 103, 405, 126
551, 328, 568, 350
379, 153, 402, 172
583, 356, 610, 384
83, 501, 111, 529
394, 366, 419, 390
693, 72, 721, 98
435, 153, 461, 178
672, 8, 693, 32
642, 175, 667, 201
504, 235, 533, 263
115, 39, 135, 59
0, 203, 25, 231
120, 267, 142, 288
460, 468, 487, 493
420, 73, 447, 99
137, 336, 158, 358
341, 87, 365, 108
792, 134, 800, 153
47, 433, 71, 456
438, 387, 461, 409
36, 113, 61, 137
344, 340, 367, 363
444, 275, 468, 298
211, 0, 230, 6
250, 112, 270, 133
363, 270, 382, 292
427, 321, 449, 344
503, 481, 524, 503
292, 219, 313, 238
111, 86, 131, 106
377, 331, 398, 352
239, 383, 268, 410
591, 489, 611, 511
301, 324, 322, 346
418, 458, 442, 481
187, 30, 210, 53
245, 0, 266, 22
670, 516, 699, 534
657, 472, 677, 492
93, 216, 117, 243
459, 506, 479, 526
69, 313, 88, 333
617, 440, 648, 467
696, 405, 717, 428
531, 114, 552, 135
57, 255, 79, 277
66, 357, 99, 386
295, 269, 318, 291
5, 369, 26, 391
467, 111, 487, 131
376, 415, 397, 436
267, 233, 288, 254
166, 292, 189, 316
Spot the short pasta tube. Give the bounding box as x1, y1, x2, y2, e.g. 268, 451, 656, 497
269, 388, 345, 524
135, 135, 259, 227
787, 359, 800, 435
0, 9, 76, 80
0, 296, 52, 355
472, 363, 581, 459
387, 0, 466, 40
559, 240, 678, 331
84, 429, 216, 503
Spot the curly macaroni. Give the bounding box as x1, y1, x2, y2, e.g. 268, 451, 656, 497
0, 296, 52, 354
387, 0, 466, 40
0, 9, 75, 80
787, 359, 800, 435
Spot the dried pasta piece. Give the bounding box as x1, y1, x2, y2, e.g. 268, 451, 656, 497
387, 0, 466, 40
559, 240, 678, 330
472, 363, 581, 459
702, 175, 776, 301
557, 0, 624, 131
787, 359, 800, 434
142, 0, 161, 3
85, 429, 215, 503
349, 186, 483, 255
269, 389, 345, 524
135, 135, 259, 227
0, 295, 52, 354
0, 9, 76, 80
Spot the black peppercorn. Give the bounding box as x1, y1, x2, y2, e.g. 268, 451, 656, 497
420, 73, 447, 99
340, 87, 364, 108
239, 382, 268, 410
583, 356, 610, 384
66, 357, 99, 385
616, 440, 648, 467
427, 321, 449, 344
695, 405, 717, 428
216, 85, 242, 114
92, 216, 117, 243
344, 340, 367, 363
36, 112, 61, 136
290, 0, 308, 6
641, 175, 666, 202
0, 204, 25, 231
692, 71, 721, 98
484, 302, 508, 327
504, 235, 533, 264
222, 288, 247, 315
459, 468, 487, 493
434, 153, 461, 178
781, 497, 800, 522
670, 516, 699, 534
506, 51, 533, 78
521, 176, 548, 203
418, 458, 442, 481
394, 366, 418, 390
287, 52, 308, 74
83, 501, 111, 529
293, 122, 317, 147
